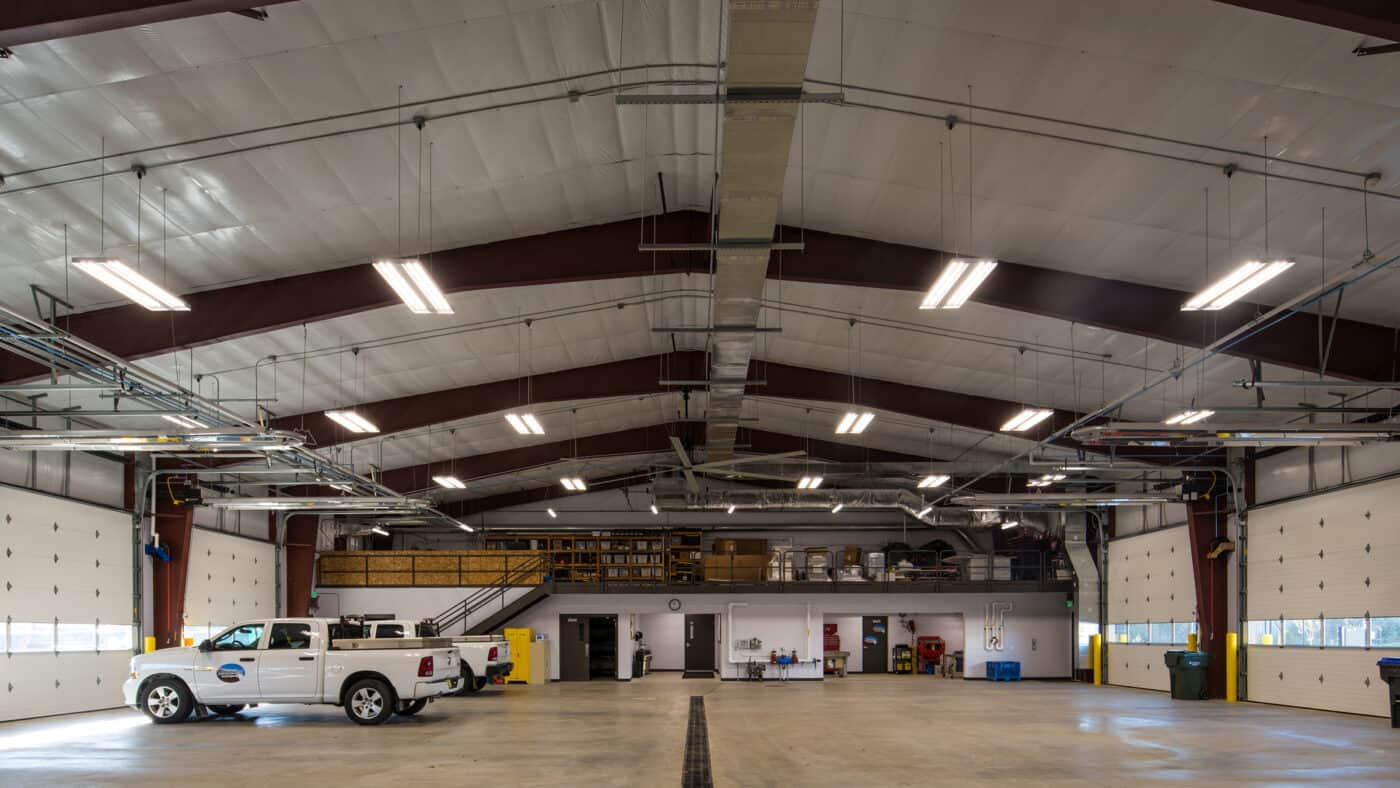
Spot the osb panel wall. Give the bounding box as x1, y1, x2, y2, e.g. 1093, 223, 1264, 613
317, 550, 545, 587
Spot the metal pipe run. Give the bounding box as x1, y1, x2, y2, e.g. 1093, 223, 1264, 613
1234, 379, 1400, 389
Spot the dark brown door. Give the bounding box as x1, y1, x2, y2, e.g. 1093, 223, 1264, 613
862, 616, 888, 673
684, 614, 716, 675
560, 615, 590, 681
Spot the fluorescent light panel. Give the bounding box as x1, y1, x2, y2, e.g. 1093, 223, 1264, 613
1001, 408, 1054, 432
1165, 409, 1214, 425
1182, 261, 1293, 311
919, 259, 997, 309
162, 415, 205, 429
326, 410, 379, 433
374, 259, 453, 315
547, 508, 557, 518
370, 526, 390, 536
650, 504, 659, 515
727, 504, 736, 515
916, 506, 933, 517
457, 522, 474, 532
1000, 521, 1019, 530
797, 476, 823, 489
505, 413, 545, 435
917, 474, 949, 489
433, 475, 466, 489
835, 412, 874, 435
73, 258, 190, 312
831, 503, 844, 513
559, 477, 586, 491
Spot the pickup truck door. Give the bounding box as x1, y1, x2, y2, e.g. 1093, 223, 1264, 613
193, 622, 267, 702
258, 621, 322, 701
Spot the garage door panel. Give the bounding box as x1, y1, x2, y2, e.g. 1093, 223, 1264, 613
1106, 643, 1170, 692
1107, 525, 1195, 623
1246, 648, 1398, 717
184, 529, 276, 632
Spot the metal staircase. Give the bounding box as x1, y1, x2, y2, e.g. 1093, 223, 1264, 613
426, 555, 550, 635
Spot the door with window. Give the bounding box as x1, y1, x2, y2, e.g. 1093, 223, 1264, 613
258, 621, 322, 700
193, 622, 266, 701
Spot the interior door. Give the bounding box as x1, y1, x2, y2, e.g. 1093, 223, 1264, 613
193, 622, 266, 701
559, 615, 590, 681
684, 614, 716, 675
862, 616, 888, 674
258, 621, 322, 700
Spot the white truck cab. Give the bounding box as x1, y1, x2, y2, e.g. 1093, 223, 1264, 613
123, 618, 459, 725
365, 618, 513, 693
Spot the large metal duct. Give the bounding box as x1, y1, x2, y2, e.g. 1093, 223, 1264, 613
705, 0, 820, 460
657, 487, 1050, 530
1063, 514, 1101, 673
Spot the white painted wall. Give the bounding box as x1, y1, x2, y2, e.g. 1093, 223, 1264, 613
0, 451, 124, 510
824, 614, 864, 672
503, 591, 1071, 681
1255, 442, 1400, 504
637, 613, 685, 670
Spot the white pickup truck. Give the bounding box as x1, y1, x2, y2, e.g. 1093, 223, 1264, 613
367, 619, 512, 693
122, 618, 460, 725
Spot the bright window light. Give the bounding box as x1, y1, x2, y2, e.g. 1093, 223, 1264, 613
1181, 261, 1293, 311
797, 476, 823, 489
560, 477, 586, 491
374, 259, 453, 315
505, 413, 545, 435
162, 414, 205, 429
919, 259, 996, 309
326, 410, 379, 433
831, 503, 844, 514
1001, 408, 1053, 432
433, 475, 466, 489
547, 508, 557, 518
1165, 409, 1214, 425
650, 504, 659, 515
370, 526, 390, 536
835, 412, 874, 434
74, 258, 190, 311
916, 505, 933, 517
917, 474, 949, 489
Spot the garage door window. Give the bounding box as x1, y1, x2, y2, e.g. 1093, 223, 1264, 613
9, 622, 55, 652
1373, 618, 1400, 647
56, 623, 96, 651
98, 624, 133, 651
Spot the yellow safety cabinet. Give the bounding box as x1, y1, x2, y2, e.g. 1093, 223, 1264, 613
505, 628, 534, 684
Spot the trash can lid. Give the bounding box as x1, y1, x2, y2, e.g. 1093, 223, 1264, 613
1379, 657, 1400, 666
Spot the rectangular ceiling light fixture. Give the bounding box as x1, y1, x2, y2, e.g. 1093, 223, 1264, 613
374, 259, 453, 315
73, 258, 190, 311
727, 504, 736, 515
547, 508, 557, 518
917, 474, 949, 489
835, 412, 874, 434
831, 503, 844, 514
1164, 409, 1214, 425
1027, 479, 1051, 488
162, 414, 205, 429
1001, 408, 1054, 432
650, 504, 660, 515
433, 475, 466, 489
326, 410, 379, 433
370, 526, 391, 536
560, 477, 587, 491
797, 476, 823, 489
1181, 260, 1293, 311
916, 505, 933, 517
1000, 521, 1019, 530
505, 413, 545, 435
919, 259, 997, 309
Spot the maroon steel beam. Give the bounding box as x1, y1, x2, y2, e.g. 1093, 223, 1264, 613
1211, 1, 1400, 41
151, 475, 194, 648
0, 1, 298, 48
7, 211, 1393, 384
284, 513, 317, 618
1186, 497, 1231, 698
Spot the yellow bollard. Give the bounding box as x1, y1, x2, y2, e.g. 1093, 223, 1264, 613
1187, 632, 1199, 652
1090, 634, 1102, 685
144, 636, 156, 653
1225, 632, 1238, 703
183, 638, 194, 647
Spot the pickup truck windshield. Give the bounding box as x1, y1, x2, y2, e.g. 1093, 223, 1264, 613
212, 623, 264, 650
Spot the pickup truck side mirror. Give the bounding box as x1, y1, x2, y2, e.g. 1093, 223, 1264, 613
197, 639, 211, 652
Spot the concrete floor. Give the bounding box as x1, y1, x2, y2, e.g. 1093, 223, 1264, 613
1, 675, 1397, 787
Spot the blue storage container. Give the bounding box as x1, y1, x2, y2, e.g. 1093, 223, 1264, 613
986, 660, 1021, 681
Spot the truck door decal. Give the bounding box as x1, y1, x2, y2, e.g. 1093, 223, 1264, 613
216, 663, 246, 683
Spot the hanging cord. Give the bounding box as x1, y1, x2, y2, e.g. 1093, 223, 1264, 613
396, 84, 403, 259
98, 137, 105, 255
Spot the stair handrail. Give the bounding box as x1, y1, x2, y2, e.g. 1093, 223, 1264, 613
429, 554, 549, 634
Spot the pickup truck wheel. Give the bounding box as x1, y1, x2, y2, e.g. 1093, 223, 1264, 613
394, 699, 428, 716
459, 666, 487, 693
344, 679, 395, 725
207, 704, 245, 716
141, 678, 193, 724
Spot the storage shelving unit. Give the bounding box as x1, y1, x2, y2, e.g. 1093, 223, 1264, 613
484, 531, 669, 582
668, 530, 702, 582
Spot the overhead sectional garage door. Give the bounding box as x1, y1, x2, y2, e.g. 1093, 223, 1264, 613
1246, 476, 1400, 717
183, 528, 276, 644
1105, 525, 1196, 692
0, 486, 134, 722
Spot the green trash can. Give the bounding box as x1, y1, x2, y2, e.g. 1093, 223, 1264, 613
1164, 650, 1210, 700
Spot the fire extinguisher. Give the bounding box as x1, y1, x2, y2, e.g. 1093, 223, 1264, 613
769, 649, 778, 664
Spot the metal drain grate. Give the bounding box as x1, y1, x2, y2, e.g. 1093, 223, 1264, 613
681, 695, 713, 788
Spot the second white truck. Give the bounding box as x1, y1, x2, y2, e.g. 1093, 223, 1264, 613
123, 618, 460, 725
364, 618, 513, 692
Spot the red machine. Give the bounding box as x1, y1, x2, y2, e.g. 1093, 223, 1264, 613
916, 636, 946, 674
